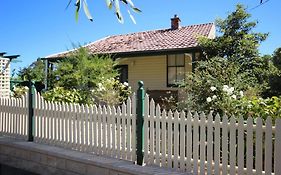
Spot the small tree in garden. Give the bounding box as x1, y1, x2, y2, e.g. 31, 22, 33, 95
17, 59, 45, 82
43, 47, 131, 105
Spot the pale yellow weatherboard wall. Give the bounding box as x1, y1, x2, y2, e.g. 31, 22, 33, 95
118, 54, 193, 92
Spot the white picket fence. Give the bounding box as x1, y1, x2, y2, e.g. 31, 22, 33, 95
0, 93, 28, 139
144, 95, 281, 175
0, 92, 281, 174
0, 91, 137, 162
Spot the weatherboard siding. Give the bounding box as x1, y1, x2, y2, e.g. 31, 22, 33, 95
118, 54, 193, 93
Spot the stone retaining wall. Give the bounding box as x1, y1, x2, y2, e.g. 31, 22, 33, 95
0, 137, 189, 175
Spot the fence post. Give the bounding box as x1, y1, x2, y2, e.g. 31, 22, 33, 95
136, 81, 144, 165
28, 80, 35, 142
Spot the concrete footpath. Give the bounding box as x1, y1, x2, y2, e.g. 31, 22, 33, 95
0, 137, 191, 175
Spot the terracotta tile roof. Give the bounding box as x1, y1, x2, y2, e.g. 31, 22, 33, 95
46, 23, 215, 58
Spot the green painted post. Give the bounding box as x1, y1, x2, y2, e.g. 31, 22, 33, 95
28, 80, 35, 142
136, 81, 144, 165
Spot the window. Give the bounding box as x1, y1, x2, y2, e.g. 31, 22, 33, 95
116, 65, 128, 83
167, 54, 185, 86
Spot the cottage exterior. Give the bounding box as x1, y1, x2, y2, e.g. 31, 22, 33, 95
46, 16, 215, 100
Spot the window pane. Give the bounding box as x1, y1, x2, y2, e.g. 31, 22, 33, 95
176, 54, 185, 66
176, 67, 185, 82
168, 55, 176, 66
168, 67, 176, 84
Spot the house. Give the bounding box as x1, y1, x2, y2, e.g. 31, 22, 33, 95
45, 15, 215, 102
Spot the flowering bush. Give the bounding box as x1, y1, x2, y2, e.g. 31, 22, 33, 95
43, 87, 87, 104
10, 86, 28, 98
203, 85, 244, 116
92, 78, 132, 106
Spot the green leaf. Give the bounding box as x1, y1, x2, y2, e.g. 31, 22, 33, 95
75, 0, 81, 22
132, 7, 142, 13
82, 0, 93, 21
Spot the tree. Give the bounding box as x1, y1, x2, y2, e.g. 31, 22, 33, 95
44, 47, 131, 105
198, 4, 272, 96
264, 47, 281, 97
199, 4, 268, 63
17, 59, 45, 81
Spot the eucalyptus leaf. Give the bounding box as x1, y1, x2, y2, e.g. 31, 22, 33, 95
105, 0, 112, 9
114, 0, 124, 23
127, 10, 136, 24
120, 0, 128, 4
132, 7, 141, 13
75, 0, 81, 22
82, 0, 93, 21
126, 0, 134, 7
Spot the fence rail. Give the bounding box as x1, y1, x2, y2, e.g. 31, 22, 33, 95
0, 90, 281, 175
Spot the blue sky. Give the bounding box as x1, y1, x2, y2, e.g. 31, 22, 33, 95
1, 0, 280, 72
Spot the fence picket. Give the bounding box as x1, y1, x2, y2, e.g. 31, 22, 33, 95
199, 113, 206, 175
121, 103, 126, 159
103, 106, 108, 155
246, 117, 253, 175
143, 94, 149, 163
131, 94, 136, 161
107, 106, 112, 156
255, 117, 263, 174
275, 119, 281, 174
174, 111, 179, 170
161, 110, 167, 168
229, 117, 236, 175
206, 113, 213, 175
186, 111, 192, 172
265, 117, 272, 174
214, 114, 220, 175
237, 117, 244, 175
221, 115, 228, 175
193, 112, 199, 175
116, 106, 121, 159
167, 110, 173, 169
84, 105, 89, 152
88, 105, 94, 152
179, 111, 185, 171
126, 98, 132, 159
155, 104, 161, 166
111, 106, 117, 158
93, 105, 98, 153
149, 99, 155, 165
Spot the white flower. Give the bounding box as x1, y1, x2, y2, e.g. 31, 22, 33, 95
210, 86, 217, 91
123, 82, 129, 86
222, 85, 229, 92
212, 95, 217, 100
206, 97, 212, 102
229, 87, 234, 93
239, 91, 244, 97
231, 94, 237, 99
